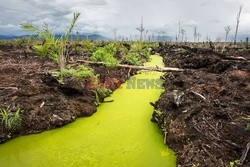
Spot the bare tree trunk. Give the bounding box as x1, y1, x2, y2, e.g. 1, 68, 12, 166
234, 5, 243, 44
177, 22, 181, 42
76, 60, 185, 72
136, 16, 145, 42
245, 37, 249, 49
112, 28, 117, 41
225, 27, 231, 42
225, 25, 232, 43
194, 26, 197, 43
58, 42, 66, 70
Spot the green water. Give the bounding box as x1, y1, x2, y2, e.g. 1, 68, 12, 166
0, 55, 176, 167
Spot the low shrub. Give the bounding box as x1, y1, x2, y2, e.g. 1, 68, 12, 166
122, 52, 142, 66
81, 40, 96, 54
90, 44, 118, 67
52, 65, 95, 83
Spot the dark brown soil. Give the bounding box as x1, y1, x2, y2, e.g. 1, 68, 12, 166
152, 44, 250, 166
0, 43, 134, 143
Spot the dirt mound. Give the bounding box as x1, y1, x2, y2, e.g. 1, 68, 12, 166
0, 44, 132, 143
152, 44, 250, 166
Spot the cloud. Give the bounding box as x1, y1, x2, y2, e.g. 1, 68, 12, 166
0, 24, 17, 29
0, 0, 249, 40
209, 19, 221, 24
200, 1, 210, 7
85, 0, 109, 5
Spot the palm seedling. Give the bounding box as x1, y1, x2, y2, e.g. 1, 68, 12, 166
0, 106, 23, 130
20, 13, 81, 69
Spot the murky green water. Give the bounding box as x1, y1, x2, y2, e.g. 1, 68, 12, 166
0, 55, 176, 167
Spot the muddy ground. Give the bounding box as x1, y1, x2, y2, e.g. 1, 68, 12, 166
0, 43, 135, 143
152, 43, 250, 166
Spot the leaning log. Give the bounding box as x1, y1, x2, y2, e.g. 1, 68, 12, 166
76, 60, 185, 72
224, 56, 247, 61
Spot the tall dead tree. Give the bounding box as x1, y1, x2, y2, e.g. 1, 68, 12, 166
193, 26, 197, 42
234, 5, 243, 44
136, 16, 145, 41
224, 25, 231, 42
180, 28, 186, 42
130, 35, 133, 41
162, 31, 166, 42
206, 35, 211, 42
112, 28, 117, 41
144, 30, 149, 42
148, 35, 151, 42
157, 31, 161, 42
197, 32, 201, 43
246, 37, 249, 49
152, 33, 155, 42
177, 22, 181, 42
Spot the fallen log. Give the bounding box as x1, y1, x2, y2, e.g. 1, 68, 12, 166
0, 87, 18, 90
76, 60, 185, 72
224, 56, 247, 61
239, 141, 250, 165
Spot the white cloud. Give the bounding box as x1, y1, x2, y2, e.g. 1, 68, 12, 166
0, 24, 17, 29
0, 0, 249, 40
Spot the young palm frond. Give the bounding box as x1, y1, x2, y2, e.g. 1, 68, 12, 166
20, 23, 40, 34
65, 13, 81, 41
20, 13, 81, 69
0, 107, 23, 130
58, 13, 81, 69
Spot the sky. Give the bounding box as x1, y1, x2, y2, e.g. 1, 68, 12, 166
0, 0, 249, 41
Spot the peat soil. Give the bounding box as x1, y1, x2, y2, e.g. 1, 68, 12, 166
0, 44, 135, 143
152, 44, 250, 166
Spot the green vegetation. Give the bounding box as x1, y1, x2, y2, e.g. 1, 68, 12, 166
52, 65, 112, 104
122, 42, 151, 65
89, 76, 113, 105
229, 160, 240, 167
130, 42, 151, 61
0, 106, 23, 130
123, 52, 142, 66
52, 65, 95, 83
14, 38, 23, 46
81, 40, 96, 54
238, 48, 247, 52
20, 13, 81, 69
149, 42, 159, 50
95, 88, 112, 105
245, 116, 250, 131
20, 23, 58, 61
74, 45, 83, 55
154, 109, 162, 117
90, 43, 118, 67
114, 42, 129, 55
0, 40, 8, 45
